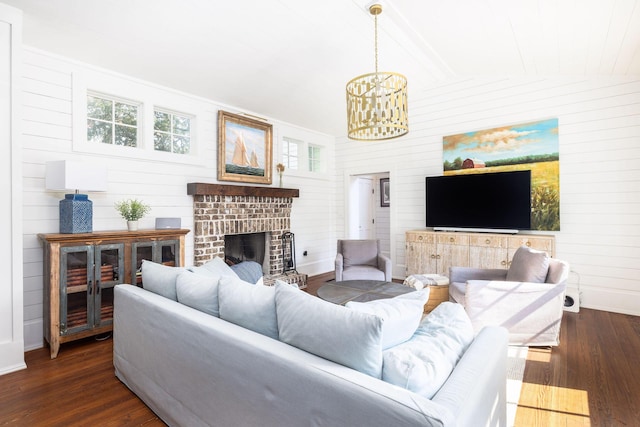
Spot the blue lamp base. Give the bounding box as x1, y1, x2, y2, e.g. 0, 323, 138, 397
60, 194, 93, 234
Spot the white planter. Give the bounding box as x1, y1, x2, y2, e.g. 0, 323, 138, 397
127, 220, 138, 231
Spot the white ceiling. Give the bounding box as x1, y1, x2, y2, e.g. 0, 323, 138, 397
6, 0, 640, 136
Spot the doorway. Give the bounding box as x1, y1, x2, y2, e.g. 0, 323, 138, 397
347, 172, 391, 260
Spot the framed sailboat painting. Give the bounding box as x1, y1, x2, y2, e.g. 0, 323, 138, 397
218, 110, 273, 184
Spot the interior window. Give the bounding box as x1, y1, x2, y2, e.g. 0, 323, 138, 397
154, 109, 191, 154
87, 94, 139, 147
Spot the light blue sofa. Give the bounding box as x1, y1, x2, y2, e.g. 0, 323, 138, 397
114, 284, 508, 427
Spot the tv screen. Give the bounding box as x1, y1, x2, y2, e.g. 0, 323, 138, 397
426, 170, 532, 231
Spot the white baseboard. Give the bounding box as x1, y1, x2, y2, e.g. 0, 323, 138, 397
580, 287, 640, 316
24, 319, 45, 351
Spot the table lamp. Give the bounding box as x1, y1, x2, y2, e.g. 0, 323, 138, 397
45, 160, 108, 233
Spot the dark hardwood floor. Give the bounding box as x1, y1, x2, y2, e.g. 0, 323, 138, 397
1, 273, 638, 426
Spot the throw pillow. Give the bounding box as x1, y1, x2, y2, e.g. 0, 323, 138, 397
506, 246, 550, 283
229, 261, 264, 284
218, 275, 278, 340
275, 282, 383, 378
275, 278, 299, 289
140, 260, 186, 301
342, 240, 378, 267
346, 290, 429, 349
382, 302, 474, 399
176, 271, 220, 317
188, 256, 238, 278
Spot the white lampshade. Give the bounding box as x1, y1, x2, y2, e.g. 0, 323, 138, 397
45, 160, 108, 192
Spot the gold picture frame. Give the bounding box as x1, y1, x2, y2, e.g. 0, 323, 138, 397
217, 110, 273, 184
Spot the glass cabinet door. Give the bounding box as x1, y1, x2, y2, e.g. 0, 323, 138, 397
132, 239, 180, 287
60, 245, 93, 335
159, 240, 178, 266
94, 243, 124, 327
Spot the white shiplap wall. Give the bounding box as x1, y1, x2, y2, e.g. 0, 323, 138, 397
21, 48, 336, 350
335, 77, 640, 316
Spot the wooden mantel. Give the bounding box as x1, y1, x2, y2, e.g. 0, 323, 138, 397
187, 183, 299, 198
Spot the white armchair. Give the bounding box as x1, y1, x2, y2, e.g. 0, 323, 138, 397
449, 246, 570, 346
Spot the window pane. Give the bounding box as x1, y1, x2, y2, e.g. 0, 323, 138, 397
154, 132, 171, 151
173, 115, 190, 135
289, 157, 298, 169
87, 119, 112, 144
115, 102, 138, 126
173, 136, 190, 154
154, 111, 170, 132
87, 96, 112, 121
289, 143, 298, 157
114, 125, 137, 147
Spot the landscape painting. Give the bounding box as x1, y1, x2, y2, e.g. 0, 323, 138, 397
218, 110, 273, 184
443, 118, 560, 231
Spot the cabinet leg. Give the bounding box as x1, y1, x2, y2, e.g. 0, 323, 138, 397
49, 342, 60, 359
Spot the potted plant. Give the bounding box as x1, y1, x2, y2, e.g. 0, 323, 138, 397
115, 198, 151, 231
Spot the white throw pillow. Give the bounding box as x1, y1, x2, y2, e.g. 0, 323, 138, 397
346, 290, 429, 349
275, 282, 384, 378
382, 302, 474, 399
140, 260, 186, 301
176, 271, 220, 317
218, 275, 278, 340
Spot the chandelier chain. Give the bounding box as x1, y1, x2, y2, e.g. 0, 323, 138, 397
374, 13, 379, 75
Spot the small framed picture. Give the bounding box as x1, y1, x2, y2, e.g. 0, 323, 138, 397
380, 178, 390, 207
218, 110, 273, 184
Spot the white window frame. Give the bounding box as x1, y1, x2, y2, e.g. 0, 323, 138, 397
87, 91, 141, 148
279, 129, 330, 180
153, 107, 194, 155
308, 144, 324, 173
282, 137, 301, 170
72, 70, 205, 166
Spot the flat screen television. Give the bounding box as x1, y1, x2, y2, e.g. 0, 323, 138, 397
426, 170, 532, 232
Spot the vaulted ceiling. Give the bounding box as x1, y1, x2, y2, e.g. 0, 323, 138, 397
7, 0, 640, 136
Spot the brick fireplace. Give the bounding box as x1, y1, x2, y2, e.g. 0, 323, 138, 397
187, 183, 307, 288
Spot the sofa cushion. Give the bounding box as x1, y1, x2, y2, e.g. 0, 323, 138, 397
141, 260, 186, 301
382, 302, 474, 399
229, 261, 263, 284
188, 256, 238, 278
275, 281, 384, 378
218, 275, 278, 339
346, 290, 429, 349
506, 246, 550, 283
342, 240, 378, 267
176, 271, 220, 317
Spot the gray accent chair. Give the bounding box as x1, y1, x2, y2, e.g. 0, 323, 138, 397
335, 239, 392, 282
449, 246, 570, 346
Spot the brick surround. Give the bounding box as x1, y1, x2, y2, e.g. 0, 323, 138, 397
187, 183, 306, 288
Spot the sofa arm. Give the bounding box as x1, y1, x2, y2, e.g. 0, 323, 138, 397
465, 280, 566, 346
449, 266, 508, 283
335, 253, 344, 282
433, 326, 508, 426
378, 254, 392, 281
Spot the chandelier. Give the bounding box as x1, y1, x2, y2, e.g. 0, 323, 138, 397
346, 3, 408, 141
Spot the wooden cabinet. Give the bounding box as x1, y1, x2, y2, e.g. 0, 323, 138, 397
468, 234, 509, 269
405, 231, 469, 275
406, 230, 555, 276
39, 229, 189, 358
